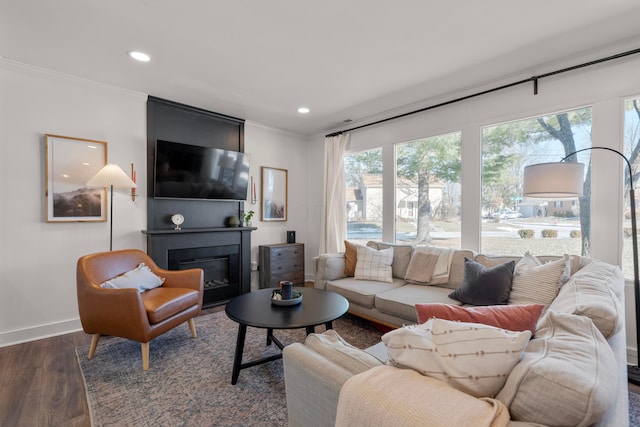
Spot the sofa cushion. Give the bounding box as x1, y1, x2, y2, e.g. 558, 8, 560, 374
415, 303, 544, 335
549, 261, 624, 339
509, 253, 570, 309
326, 277, 404, 308
344, 240, 359, 276
496, 311, 617, 427
354, 245, 394, 283
382, 318, 531, 398
367, 241, 414, 279
305, 330, 383, 374
449, 258, 515, 305
375, 285, 461, 321
404, 251, 439, 285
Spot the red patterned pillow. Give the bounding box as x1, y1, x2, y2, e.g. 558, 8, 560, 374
415, 303, 544, 335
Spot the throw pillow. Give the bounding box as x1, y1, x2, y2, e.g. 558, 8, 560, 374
100, 263, 165, 292
404, 251, 439, 285
448, 258, 515, 305
354, 245, 394, 283
496, 311, 616, 426
367, 241, 414, 278
344, 240, 360, 277
509, 253, 570, 308
415, 303, 544, 335
382, 318, 531, 398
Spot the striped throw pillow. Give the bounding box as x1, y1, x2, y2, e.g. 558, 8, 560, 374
509, 253, 570, 308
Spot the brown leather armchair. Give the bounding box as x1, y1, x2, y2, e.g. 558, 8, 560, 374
77, 249, 204, 370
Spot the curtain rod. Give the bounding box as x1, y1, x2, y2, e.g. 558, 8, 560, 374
325, 47, 640, 138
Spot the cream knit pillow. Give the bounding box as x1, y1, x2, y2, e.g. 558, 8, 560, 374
382, 318, 531, 398
509, 253, 570, 308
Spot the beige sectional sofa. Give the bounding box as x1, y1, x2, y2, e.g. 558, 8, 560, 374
284, 242, 628, 426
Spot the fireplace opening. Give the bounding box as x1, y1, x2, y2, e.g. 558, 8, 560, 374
168, 245, 240, 307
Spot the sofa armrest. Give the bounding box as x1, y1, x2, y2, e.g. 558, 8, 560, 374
336, 365, 510, 427
283, 343, 355, 427
314, 253, 347, 289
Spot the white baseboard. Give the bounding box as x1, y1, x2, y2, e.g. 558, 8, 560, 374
0, 318, 83, 348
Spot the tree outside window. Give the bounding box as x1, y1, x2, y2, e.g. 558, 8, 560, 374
481, 107, 592, 256
395, 132, 462, 248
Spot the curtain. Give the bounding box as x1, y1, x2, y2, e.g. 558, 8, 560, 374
320, 133, 350, 254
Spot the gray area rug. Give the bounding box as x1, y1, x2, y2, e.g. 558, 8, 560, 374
77, 310, 640, 426
76, 311, 383, 426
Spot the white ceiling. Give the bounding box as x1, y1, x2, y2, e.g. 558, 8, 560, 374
2, 1, 640, 136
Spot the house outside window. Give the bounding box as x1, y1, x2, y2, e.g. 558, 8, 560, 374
481, 107, 592, 256
345, 148, 383, 244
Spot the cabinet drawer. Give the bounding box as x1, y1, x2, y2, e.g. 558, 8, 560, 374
271, 256, 304, 274
270, 245, 303, 259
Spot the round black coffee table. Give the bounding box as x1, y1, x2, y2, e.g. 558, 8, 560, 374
225, 287, 349, 384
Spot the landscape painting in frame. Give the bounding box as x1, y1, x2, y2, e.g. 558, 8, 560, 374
46, 134, 108, 222
261, 166, 288, 221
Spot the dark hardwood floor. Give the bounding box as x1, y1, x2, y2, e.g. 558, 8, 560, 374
0, 306, 224, 427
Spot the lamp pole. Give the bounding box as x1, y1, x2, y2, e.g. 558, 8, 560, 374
559, 147, 640, 384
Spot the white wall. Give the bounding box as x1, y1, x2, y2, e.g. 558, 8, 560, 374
0, 61, 311, 346
243, 122, 310, 289
0, 61, 148, 345
307, 52, 640, 362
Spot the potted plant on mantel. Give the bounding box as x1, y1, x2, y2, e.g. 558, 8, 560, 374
241, 210, 254, 227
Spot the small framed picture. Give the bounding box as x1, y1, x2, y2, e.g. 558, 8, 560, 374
261, 166, 288, 221
45, 134, 108, 222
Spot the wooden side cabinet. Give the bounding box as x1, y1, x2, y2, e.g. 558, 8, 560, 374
259, 243, 304, 289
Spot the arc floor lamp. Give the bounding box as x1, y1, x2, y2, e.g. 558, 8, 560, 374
523, 146, 640, 385
86, 164, 137, 251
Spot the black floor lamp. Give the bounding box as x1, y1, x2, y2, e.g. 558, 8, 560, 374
523, 146, 640, 385
86, 164, 137, 251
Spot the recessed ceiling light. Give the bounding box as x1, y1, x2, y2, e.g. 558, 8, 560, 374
297, 107, 310, 114
128, 51, 151, 62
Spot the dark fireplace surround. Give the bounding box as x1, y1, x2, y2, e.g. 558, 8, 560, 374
144, 97, 253, 308
145, 228, 252, 307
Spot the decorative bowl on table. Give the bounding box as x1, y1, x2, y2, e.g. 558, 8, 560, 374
271, 289, 303, 306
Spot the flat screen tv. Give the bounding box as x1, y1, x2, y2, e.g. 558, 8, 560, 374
154, 140, 250, 201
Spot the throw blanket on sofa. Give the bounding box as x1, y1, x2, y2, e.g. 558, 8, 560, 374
336, 366, 510, 427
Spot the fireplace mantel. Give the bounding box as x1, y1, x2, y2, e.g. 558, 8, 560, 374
143, 227, 255, 307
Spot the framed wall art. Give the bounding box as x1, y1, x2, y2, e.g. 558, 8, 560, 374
261, 166, 288, 221
45, 134, 108, 222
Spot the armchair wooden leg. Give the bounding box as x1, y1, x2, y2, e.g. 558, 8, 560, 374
88, 334, 100, 359
141, 342, 150, 371
188, 318, 197, 338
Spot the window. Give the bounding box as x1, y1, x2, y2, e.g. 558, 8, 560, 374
481, 107, 592, 256
345, 148, 383, 244
395, 132, 462, 248
623, 96, 640, 279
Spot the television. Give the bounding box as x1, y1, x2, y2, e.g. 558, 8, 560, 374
154, 140, 250, 201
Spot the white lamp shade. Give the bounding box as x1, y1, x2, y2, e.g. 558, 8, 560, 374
87, 164, 137, 188
523, 162, 584, 198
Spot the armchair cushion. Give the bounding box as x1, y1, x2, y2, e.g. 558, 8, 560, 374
142, 287, 200, 324
100, 263, 165, 293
